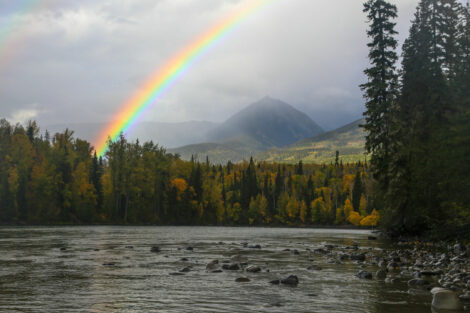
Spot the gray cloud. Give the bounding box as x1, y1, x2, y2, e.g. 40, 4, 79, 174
0, 0, 448, 133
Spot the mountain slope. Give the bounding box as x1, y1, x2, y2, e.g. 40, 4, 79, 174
207, 96, 324, 148
256, 118, 367, 164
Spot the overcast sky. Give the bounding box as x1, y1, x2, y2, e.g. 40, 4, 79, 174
0, 0, 439, 130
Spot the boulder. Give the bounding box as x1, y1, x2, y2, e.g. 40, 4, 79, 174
206, 260, 219, 271
356, 270, 372, 279
281, 275, 299, 286
351, 253, 366, 262
432, 289, 463, 310
246, 265, 261, 273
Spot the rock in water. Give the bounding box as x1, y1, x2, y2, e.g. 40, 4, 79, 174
179, 267, 191, 273
432, 290, 463, 310
235, 277, 250, 283
206, 259, 219, 271
376, 269, 387, 280
246, 265, 261, 273
222, 263, 240, 271
169, 272, 185, 276
356, 271, 372, 279
281, 275, 299, 286
307, 265, 322, 271
150, 246, 161, 253
351, 253, 366, 261
407, 279, 429, 287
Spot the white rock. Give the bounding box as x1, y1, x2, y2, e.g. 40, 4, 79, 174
432, 290, 463, 310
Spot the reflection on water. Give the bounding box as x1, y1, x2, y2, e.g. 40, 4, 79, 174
0, 227, 435, 312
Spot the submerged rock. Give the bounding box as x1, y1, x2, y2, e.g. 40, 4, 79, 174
150, 246, 161, 253
459, 292, 470, 302
307, 265, 322, 271
169, 272, 185, 276
206, 259, 219, 271
408, 279, 430, 287
376, 269, 387, 280
235, 277, 250, 283
222, 263, 240, 271
179, 267, 191, 273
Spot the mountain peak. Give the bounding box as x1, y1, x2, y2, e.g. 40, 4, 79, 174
207, 98, 324, 148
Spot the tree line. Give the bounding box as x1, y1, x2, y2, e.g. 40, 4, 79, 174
0, 120, 378, 226
361, 0, 470, 235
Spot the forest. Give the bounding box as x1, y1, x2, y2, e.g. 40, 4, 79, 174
1, 0, 470, 237
0, 120, 378, 227
361, 0, 470, 236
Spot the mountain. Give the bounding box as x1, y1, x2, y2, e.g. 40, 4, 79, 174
256, 118, 367, 164
45, 121, 219, 149
170, 97, 325, 163
207, 96, 324, 148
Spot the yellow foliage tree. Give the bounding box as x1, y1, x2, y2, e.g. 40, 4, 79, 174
343, 198, 354, 220
299, 200, 308, 224
311, 197, 325, 223
348, 211, 363, 226
359, 194, 368, 217
360, 209, 380, 226
335, 206, 344, 224
286, 197, 300, 220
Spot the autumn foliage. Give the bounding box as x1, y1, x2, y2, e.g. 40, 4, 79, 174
0, 120, 379, 227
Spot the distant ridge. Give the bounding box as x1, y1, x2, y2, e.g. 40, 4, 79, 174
256, 118, 366, 164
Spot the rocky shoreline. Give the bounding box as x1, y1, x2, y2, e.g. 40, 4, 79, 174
148, 238, 470, 311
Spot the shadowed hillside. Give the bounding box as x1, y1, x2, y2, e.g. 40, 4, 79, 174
256, 119, 366, 164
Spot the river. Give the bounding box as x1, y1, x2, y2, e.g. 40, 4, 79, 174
0, 227, 434, 312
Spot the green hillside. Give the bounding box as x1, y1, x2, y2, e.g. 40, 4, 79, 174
256, 119, 367, 164
172, 119, 367, 165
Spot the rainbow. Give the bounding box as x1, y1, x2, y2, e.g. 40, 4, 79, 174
0, 0, 45, 71
94, 0, 273, 157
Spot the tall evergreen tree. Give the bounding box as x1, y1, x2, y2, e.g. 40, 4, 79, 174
360, 0, 399, 191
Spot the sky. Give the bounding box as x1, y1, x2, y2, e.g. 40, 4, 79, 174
0, 0, 446, 132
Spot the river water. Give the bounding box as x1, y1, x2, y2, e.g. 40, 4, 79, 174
0, 227, 435, 313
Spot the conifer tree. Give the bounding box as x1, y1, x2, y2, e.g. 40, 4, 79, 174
361, 0, 399, 191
